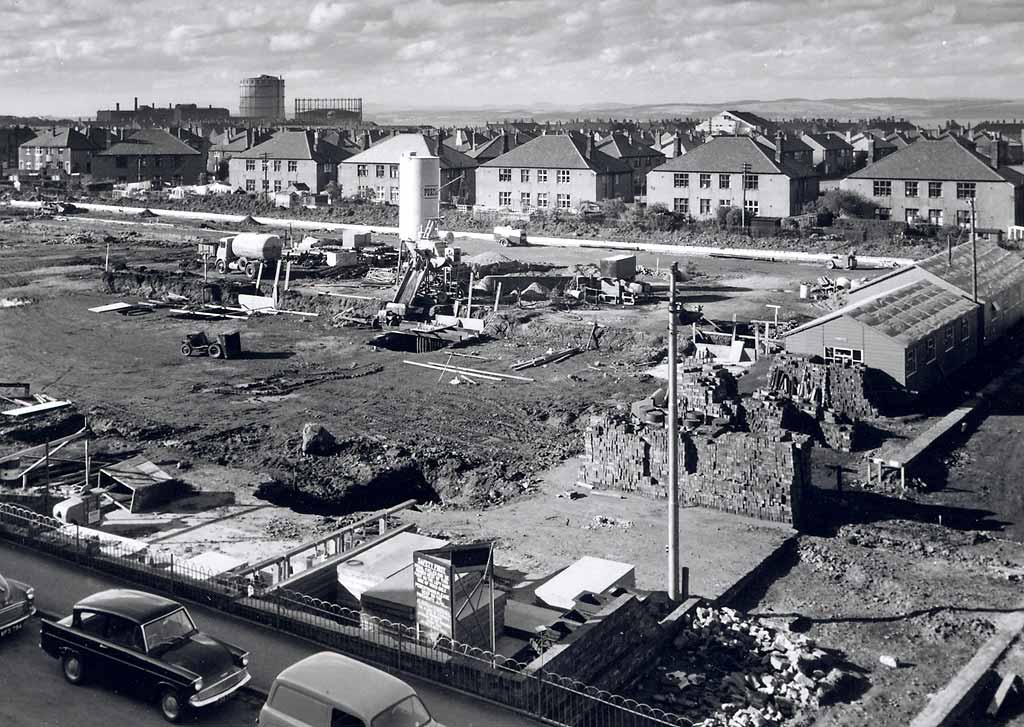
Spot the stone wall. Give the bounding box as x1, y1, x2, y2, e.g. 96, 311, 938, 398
579, 414, 812, 527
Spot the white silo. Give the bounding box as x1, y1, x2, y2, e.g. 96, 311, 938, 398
398, 152, 440, 241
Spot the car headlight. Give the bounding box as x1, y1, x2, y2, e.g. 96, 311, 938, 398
194, 678, 204, 692
25, 588, 34, 601
241, 655, 249, 667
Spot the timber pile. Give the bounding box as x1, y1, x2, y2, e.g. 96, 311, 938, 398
579, 414, 812, 526
768, 354, 878, 421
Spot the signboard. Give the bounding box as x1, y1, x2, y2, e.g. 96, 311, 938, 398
413, 552, 452, 640
413, 543, 499, 650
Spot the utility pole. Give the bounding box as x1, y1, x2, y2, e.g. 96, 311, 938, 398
667, 262, 680, 601
969, 197, 978, 304
741, 162, 751, 229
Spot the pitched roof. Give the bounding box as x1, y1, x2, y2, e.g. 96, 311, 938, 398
210, 131, 252, 153
597, 132, 666, 160
21, 128, 97, 151
802, 133, 852, 152
650, 136, 815, 177
724, 110, 775, 132
341, 133, 476, 169
917, 239, 1024, 301
756, 133, 812, 154
480, 133, 632, 173
98, 129, 201, 157
847, 137, 1018, 183
234, 130, 350, 164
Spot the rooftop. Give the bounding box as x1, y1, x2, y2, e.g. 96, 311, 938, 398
235, 130, 350, 164
597, 132, 665, 160
481, 132, 632, 173
342, 133, 477, 169
847, 136, 1018, 183
21, 128, 97, 151
97, 129, 201, 157
651, 136, 816, 177
917, 239, 1024, 301
847, 279, 978, 344
801, 133, 853, 152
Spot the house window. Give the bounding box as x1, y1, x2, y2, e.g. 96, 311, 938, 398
956, 182, 976, 199
556, 169, 570, 183
905, 208, 919, 223
357, 164, 367, 177
273, 180, 282, 192
906, 346, 917, 375
273, 160, 281, 172
719, 199, 731, 208
744, 199, 759, 216
876, 207, 891, 220
673, 173, 688, 188
873, 180, 892, 197
699, 198, 711, 215
262, 179, 270, 191
375, 164, 385, 178
520, 192, 531, 208
944, 325, 954, 351
699, 173, 711, 189
905, 181, 918, 197
537, 192, 548, 207
673, 198, 689, 214
245, 179, 255, 191
116, 156, 128, 169
357, 185, 369, 197
632, 159, 641, 168
375, 185, 384, 200
960, 317, 969, 344
521, 169, 530, 183
390, 187, 399, 203
498, 191, 512, 207
929, 181, 942, 198
823, 347, 864, 364
718, 174, 731, 189
537, 169, 548, 183
497, 168, 511, 182
743, 174, 758, 190
557, 193, 571, 209
929, 209, 944, 226
926, 338, 936, 362
261, 159, 268, 171
956, 210, 972, 227
288, 161, 298, 173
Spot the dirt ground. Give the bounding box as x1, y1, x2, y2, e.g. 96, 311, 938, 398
5, 206, 1024, 726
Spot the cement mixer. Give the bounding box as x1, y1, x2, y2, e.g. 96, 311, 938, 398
200, 233, 284, 278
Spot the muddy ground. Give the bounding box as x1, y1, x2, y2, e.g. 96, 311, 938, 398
4, 207, 1024, 726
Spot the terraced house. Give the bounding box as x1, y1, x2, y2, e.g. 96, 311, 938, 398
646, 136, 818, 219
840, 136, 1024, 231
477, 132, 633, 212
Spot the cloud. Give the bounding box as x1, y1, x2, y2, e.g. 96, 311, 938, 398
269, 33, 316, 52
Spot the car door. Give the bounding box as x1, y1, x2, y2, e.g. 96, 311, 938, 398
104, 614, 150, 694
73, 610, 111, 674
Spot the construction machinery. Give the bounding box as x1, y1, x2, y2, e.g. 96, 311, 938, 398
180, 330, 242, 359
198, 233, 284, 279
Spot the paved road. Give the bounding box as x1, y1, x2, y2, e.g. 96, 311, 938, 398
0, 541, 540, 727
0, 619, 263, 727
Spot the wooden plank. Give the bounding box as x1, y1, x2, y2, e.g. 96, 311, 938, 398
403, 361, 503, 382
875, 406, 974, 467
1, 400, 73, 418
423, 360, 533, 382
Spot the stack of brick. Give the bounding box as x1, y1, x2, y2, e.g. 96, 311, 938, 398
742, 392, 800, 434
580, 414, 671, 498
818, 411, 864, 452
767, 353, 878, 422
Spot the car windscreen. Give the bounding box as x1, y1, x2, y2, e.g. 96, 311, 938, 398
371, 696, 432, 727
142, 607, 197, 652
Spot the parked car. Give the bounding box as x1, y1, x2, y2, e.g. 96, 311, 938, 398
0, 571, 35, 637
258, 651, 446, 727
39, 589, 250, 722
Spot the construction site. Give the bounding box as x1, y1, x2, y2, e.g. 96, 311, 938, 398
3, 151, 1024, 727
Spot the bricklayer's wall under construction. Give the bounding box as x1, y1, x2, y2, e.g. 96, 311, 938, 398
579, 415, 812, 527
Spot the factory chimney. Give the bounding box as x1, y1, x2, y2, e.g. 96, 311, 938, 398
116, 102, 120, 112
134, 97, 138, 112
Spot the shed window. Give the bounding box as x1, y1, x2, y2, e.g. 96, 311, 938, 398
926, 338, 936, 362
960, 317, 969, 344
823, 347, 863, 364
944, 325, 954, 351
906, 346, 917, 375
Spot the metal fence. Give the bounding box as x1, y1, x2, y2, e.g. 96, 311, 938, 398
0, 503, 692, 727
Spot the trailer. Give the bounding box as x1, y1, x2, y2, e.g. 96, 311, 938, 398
180, 330, 242, 359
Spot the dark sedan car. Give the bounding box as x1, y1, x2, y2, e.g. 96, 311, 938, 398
0, 571, 35, 636
40, 589, 250, 722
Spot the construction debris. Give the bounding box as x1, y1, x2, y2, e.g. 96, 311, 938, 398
511, 347, 581, 371
403, 360, 534, 382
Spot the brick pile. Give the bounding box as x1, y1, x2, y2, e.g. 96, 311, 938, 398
742, 392, 800, 434
579, 414, 812, 526
630, 366, 741, 426
819, 413, 864, 452
767, 353, 878, 421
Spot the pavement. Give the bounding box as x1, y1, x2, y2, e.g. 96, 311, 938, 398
0, 541, 541, 727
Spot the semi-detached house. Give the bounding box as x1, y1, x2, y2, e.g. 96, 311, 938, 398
477, 132, 633, 212
840, 136, 1024, 231
229, 130, 350, 195
646, 136, 818, 219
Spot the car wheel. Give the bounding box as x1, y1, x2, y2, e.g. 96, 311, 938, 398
180, 344, 193, 356
159, 688, 185, 723
826, 259, 837, 270
62, 653, 85, 685
208, 343, 223, 359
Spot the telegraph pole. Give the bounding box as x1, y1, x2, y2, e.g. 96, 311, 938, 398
262, 153, 270, 200
969, 197, 978, 304
667, 262, 680, 601
741, 162, 751, 229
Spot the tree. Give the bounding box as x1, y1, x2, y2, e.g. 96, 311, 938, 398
816, 189, 877, 219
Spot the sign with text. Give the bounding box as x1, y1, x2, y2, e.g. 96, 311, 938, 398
413, 552, 452, 640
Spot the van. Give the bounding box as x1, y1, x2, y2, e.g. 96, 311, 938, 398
258, 652, 446, 727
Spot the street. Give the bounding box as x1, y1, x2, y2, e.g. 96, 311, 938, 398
0, 619, 263, 727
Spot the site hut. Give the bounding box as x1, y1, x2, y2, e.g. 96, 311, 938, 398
646, 135, 818, 219
477, 131, 634, 213
843, 239, 1024, 347
783, 279, 981, 394
595, 132, 666, 200
337, 133, 478, 205
91, 128, 204, 186
228, 129, 350, 195
839, 136, 1024, 229
18, 127, 98, 175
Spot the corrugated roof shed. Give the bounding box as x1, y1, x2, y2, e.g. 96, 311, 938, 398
917, 239, 1024, 301
847, 136, 1019, 183
847, 279, 977, 343
481, 133, 632, 173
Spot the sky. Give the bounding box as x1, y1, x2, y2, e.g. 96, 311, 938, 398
1, 0, 1022, 118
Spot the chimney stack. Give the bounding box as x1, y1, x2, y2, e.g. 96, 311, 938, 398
436, 128, 444, 153
501, 131, 509, 154
585, 132, 594, 159
990, 134, 1002, 169
362, 130, 371, 150
116, 102, 120, 112
673, 135, 682, 158
134, 97, 138, 112
774, 130, 784, 164
866, 138, 876, 163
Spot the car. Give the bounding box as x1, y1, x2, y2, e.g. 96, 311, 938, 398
0, 571, 35, 636
39, 589, 251, 722
258, 651, 447, 727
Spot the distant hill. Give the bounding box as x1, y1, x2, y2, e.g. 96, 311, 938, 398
367, 97, 1024, 129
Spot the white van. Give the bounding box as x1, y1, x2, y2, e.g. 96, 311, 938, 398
257, 652, 446, 727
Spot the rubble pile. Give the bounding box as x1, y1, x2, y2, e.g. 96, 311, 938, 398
648, 607, 859, 727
